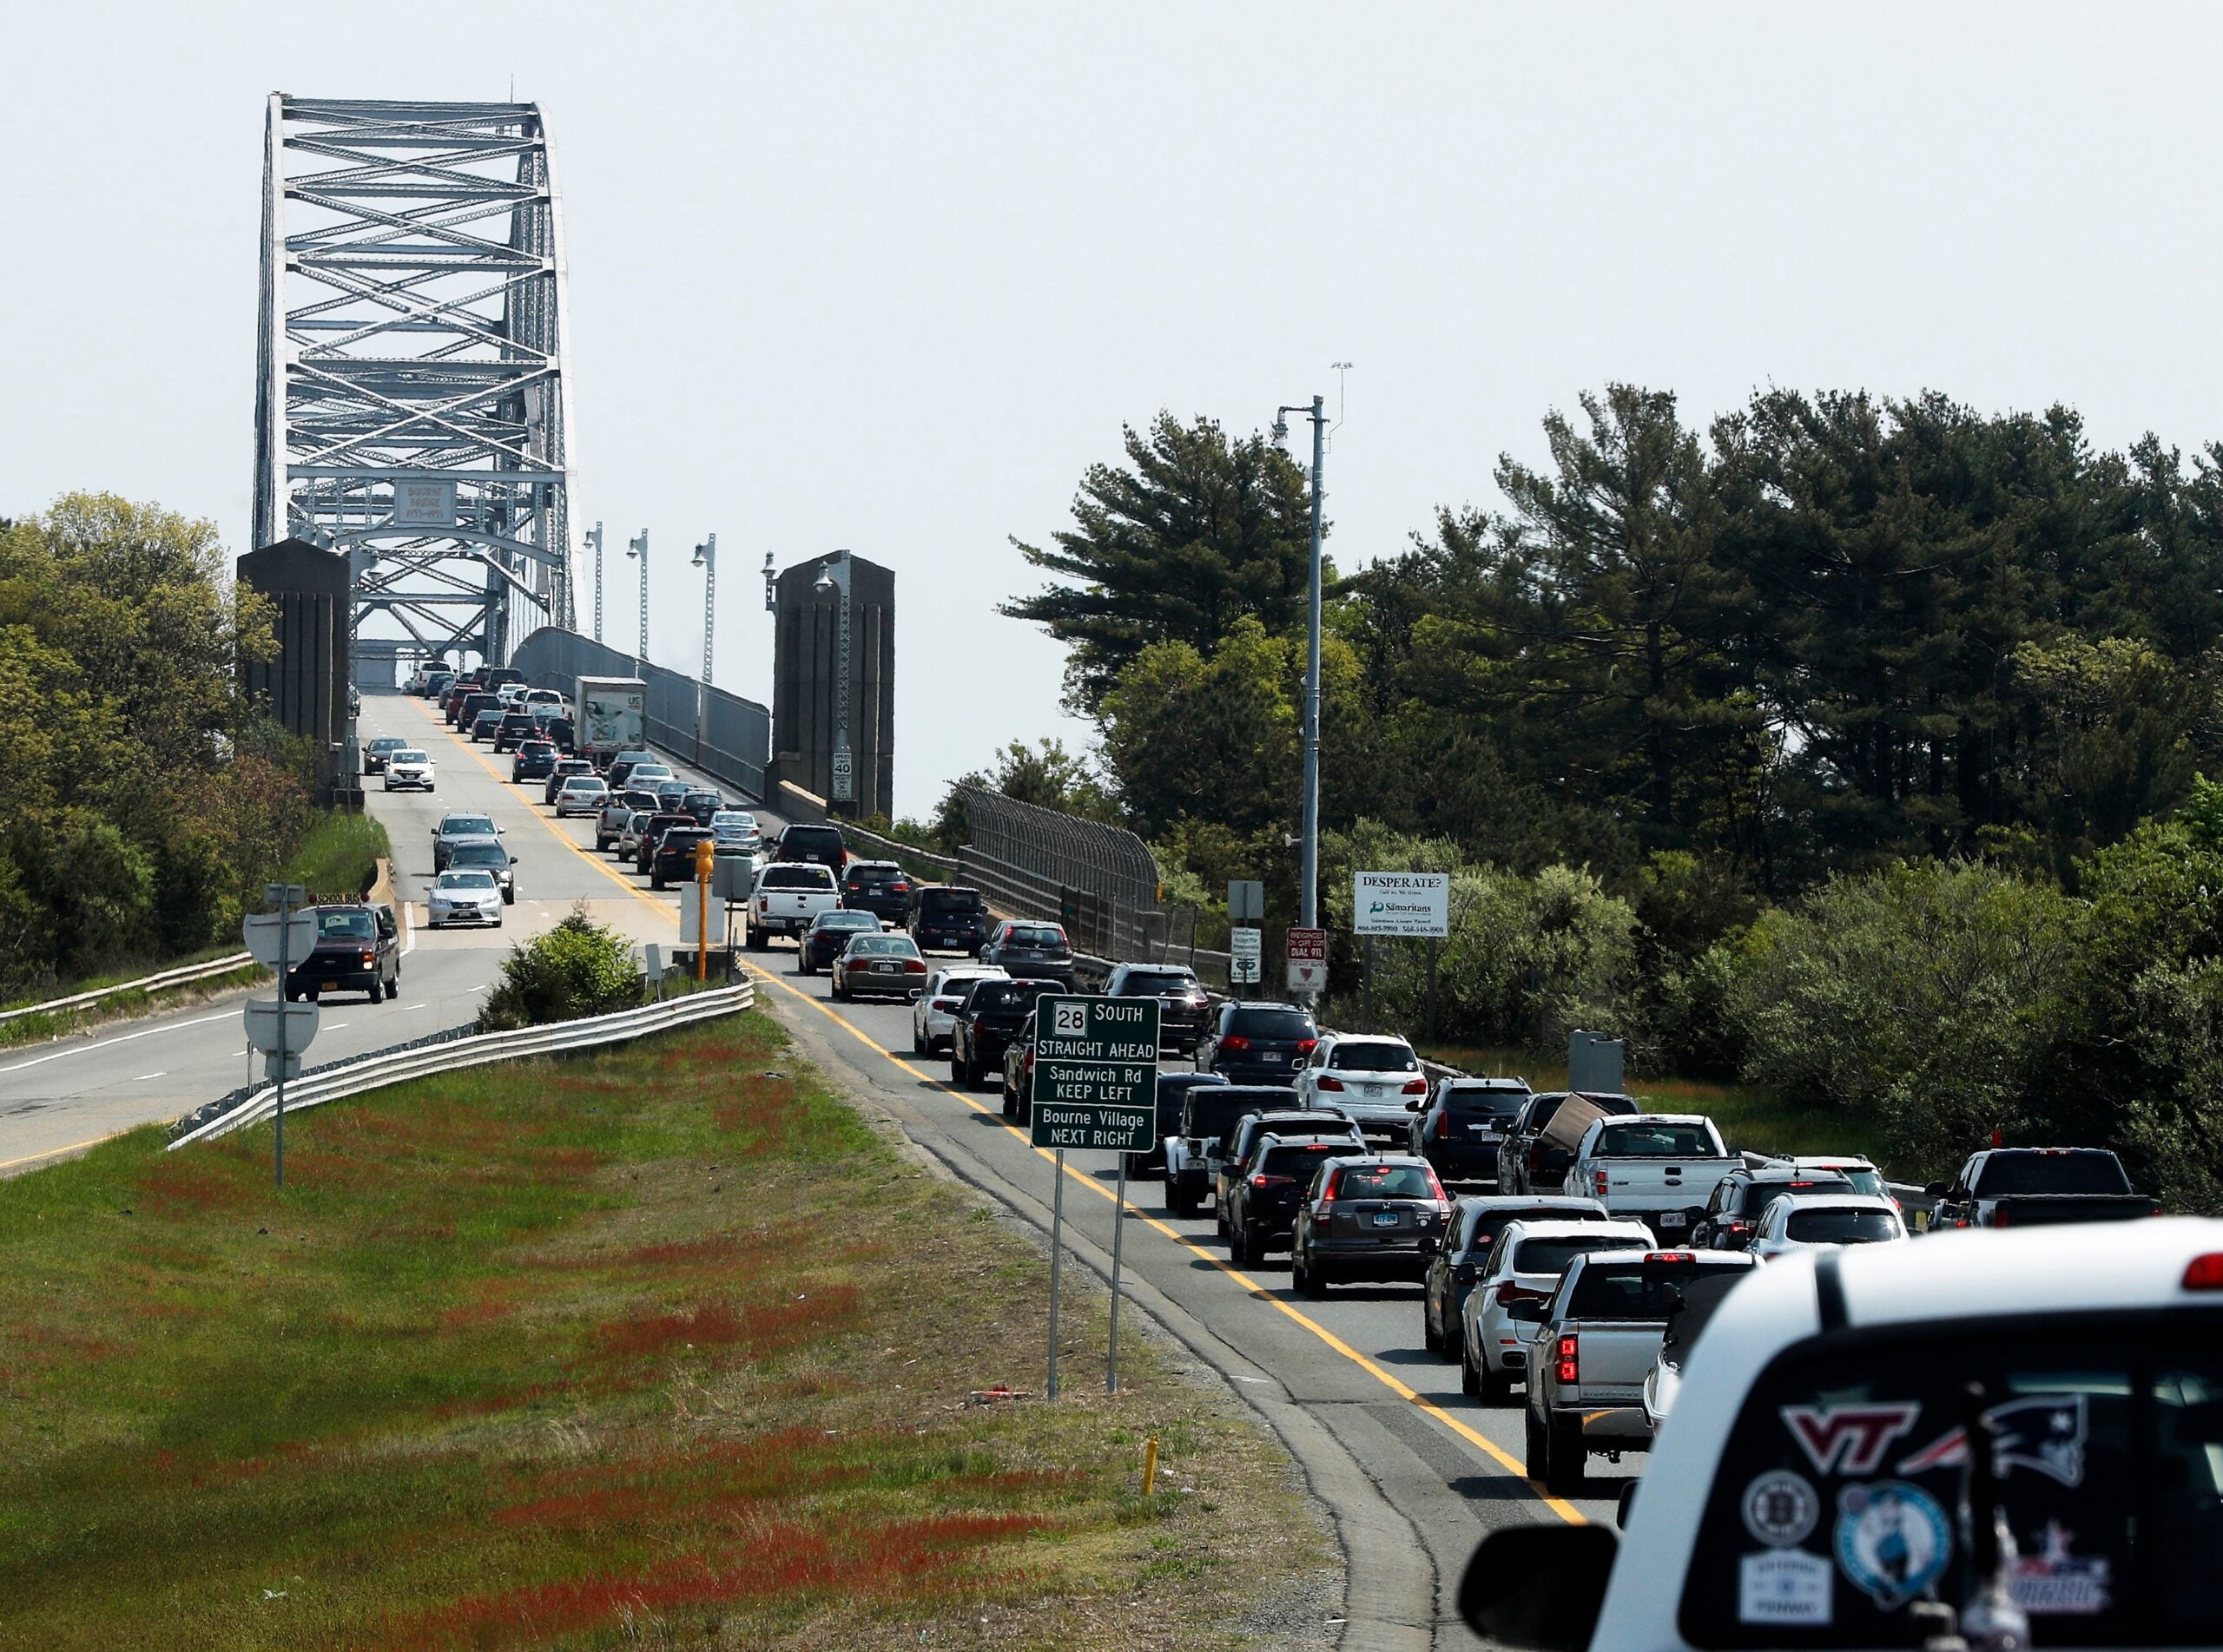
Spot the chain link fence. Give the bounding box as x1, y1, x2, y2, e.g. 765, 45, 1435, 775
509, 626, 771, 801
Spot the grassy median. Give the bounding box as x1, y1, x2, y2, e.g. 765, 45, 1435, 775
0, 1012, 1330, 1649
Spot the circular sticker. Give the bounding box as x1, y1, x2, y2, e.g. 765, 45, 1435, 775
1834, 1480, 1951, 1609
1742, 1470, 1821, 1547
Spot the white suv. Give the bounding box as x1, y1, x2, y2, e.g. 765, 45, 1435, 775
1295, 1033, 1428, 1139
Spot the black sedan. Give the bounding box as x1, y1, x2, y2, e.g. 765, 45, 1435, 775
364, 735, 409, 773
980, 920, 1074, 987
443, 837, 518, 904
799, 909, 880, 974
469, 709, 505, 742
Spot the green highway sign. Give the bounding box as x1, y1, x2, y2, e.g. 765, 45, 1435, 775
1030, 995, 1160, 1149
1031, 1097, 1156, 1153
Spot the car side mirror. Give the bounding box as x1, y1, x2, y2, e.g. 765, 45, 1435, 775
1924, 1181, 1949, 1198
509, 855, 518, 865
1456, 1525, 1619, 1650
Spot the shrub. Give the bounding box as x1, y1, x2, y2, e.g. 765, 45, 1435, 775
477, 907, 643, 1032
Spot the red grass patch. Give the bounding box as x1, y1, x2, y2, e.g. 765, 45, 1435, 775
132, 1162, 254, 1217
591, 1302, 744, 1359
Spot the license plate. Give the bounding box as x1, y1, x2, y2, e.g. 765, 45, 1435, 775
874, 964, 895, 973
1659, 1212, 1687, 1227
1371, 1212, 1400, 1227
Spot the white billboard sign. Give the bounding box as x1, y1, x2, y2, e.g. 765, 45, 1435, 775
1353, 872, 1450, 938
392, 479, 456, 528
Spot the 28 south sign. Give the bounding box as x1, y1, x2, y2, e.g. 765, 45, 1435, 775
1030, 996, 1159, 1151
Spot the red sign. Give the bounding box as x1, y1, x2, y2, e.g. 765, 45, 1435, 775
1285, 927, 1328, 994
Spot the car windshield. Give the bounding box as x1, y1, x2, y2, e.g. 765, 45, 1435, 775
760, 866, 834, 890
712, 812, 754, 828
1658, 1269, 1747, 1356
1443, 1084, 1528, 1119
392, 750, 426, 763
317, 910, 375, 938
815, 912, 876, 930
440, 817, 495, 836
1333, 1042, 1418, 1073
437, 872, 497, 890
370, 738, 405, 752
1006, 925, 1065, 947
1784, 1208, 1902, 1244
1736, 1176, 1853, 1216
1593, 1122, 1715, 1156
521, 741, 554, 755
1333, 1162, 1439, 1200
1463, 1201, 1606, 1248
848, 865, 900, 885
1563, 1260, 1718, 1319
450, 844, 507, 867
1226, 1006, 1316, 1039
968, 981, 1050, 1011
1121, 970, 1196, 994
1973, 1151, 2134, 1196
920, 889, 984, 913
564, 777, 605, 791
1189, 1092, 1269, 1142
1511, 1234, 1639, 1276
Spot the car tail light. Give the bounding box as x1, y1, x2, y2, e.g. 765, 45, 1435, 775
1556, 1334, 1579, 1384
1402, 1077, 1427, 1095
1425, 1168, 1448, 1200
1294, 1038, 1318, 1057
1250, 1175, 1296, 1189
1593, 1169, 1609, 1195
1316, 1076, 1344, 1091
1321, 1171, 1342, 1200
905, 959, 926, 974
1993, 1207, 2012, 1227
1495, 1280, 1545, 1306
1435, 1110, 1450, 1140
1221, 1035, 1251, 1053
1643, 1252, 1692, 1263
2184, 1254, 2223, 1290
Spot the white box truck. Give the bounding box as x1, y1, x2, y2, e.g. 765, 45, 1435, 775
575, 676, 648, 766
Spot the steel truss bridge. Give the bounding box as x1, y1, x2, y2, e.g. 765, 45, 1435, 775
251, 95, 577, 668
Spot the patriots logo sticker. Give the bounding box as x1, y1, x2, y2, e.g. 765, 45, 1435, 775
1781, 1403, 1923, 1475
1896, 1394, 2086, 1487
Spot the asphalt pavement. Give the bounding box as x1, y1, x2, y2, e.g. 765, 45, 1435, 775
0, 688, 1619, 1649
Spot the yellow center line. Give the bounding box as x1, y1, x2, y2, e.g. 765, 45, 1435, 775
0, 1130, 126, 1173
402, 699, 1585, 1524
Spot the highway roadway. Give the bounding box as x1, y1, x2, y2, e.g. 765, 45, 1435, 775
0, 688, 1613, 1649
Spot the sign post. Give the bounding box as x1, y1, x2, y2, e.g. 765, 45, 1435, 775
1031, 995, 1160, 1396
1285, 926, 1328, 997
242, 884, 315, 1188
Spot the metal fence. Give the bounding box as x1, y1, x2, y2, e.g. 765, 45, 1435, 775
509, 626, 772, 801
947, 786, 1203, 965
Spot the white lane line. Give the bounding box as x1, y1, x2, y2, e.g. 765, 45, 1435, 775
132, 1071, 167, 1082
0, 1011, 240, 1076
326, 1022, 352, 1030
404, 1003, 428, 1010
400, 904, 418, 958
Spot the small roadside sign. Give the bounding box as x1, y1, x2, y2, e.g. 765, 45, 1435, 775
243, 997, 320, 1056
1286, 926, 1328, 994
242, 911, 318, 970
1227, 879, 1264, 923
1230, 926, 1262, 985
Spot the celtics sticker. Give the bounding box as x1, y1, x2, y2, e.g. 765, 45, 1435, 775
1833, 1480, 1951, 1610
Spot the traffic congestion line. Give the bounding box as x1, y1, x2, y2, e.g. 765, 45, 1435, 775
405, 698, 1583, 1522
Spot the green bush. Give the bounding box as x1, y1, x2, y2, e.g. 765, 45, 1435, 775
476, 908, 643, 1032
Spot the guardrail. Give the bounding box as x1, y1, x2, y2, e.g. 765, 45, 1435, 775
0, 953, 259, 1026
168, 979, 755, 1148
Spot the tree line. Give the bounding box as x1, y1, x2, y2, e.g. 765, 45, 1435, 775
0, 494, 323, 998
983, 392, 2223, 1200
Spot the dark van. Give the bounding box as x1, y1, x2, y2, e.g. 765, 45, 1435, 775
911, 885, 989, 954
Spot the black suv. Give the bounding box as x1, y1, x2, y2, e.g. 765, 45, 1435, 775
774, 822, 849, 876
510, 739, 558, 782
680, 788, 723, 825
1197, 999, 1320, 1084
1224, 1135, 1358, 1267
542, 758, 596, 806
491, 709, 537, 752
1129, 1071, 1229, 1180
1290, 1155, 1452, 1293
950, 977, 1059, 1089
452, 689, 501, 729
981, 920, 1074, 987
1217, 1109, 1367, 1236
1418, 1194, 1608, 1359
1408, 1077, 1533, 1188
470, 708, 506, 742
285, 904, 400, 1003
911, 885, 989, 954
841, 861, 915, 924
1102, 962, 1210, 1055
648, 826, 715, 889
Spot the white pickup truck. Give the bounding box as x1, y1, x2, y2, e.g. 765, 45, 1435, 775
1568, 1113, 1740, 1239
1463, 1217, 2223, 1652
745, 862, 838, 948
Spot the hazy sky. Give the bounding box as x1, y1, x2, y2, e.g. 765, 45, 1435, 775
8, 3, 2222, 817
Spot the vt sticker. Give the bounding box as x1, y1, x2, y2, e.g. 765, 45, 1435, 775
1781, 1403, 1923, 1475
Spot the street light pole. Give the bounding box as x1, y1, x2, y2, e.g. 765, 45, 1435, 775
586, 521, 604, 642
1276, 396, 1327, 932
693, 534, 717, 685
626, 530, 649, 671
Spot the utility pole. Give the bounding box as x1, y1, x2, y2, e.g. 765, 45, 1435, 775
586, 521, 604, 642
693, 534, 717, 684
1276, 396, 1327, 931
626, 530, 649, 670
